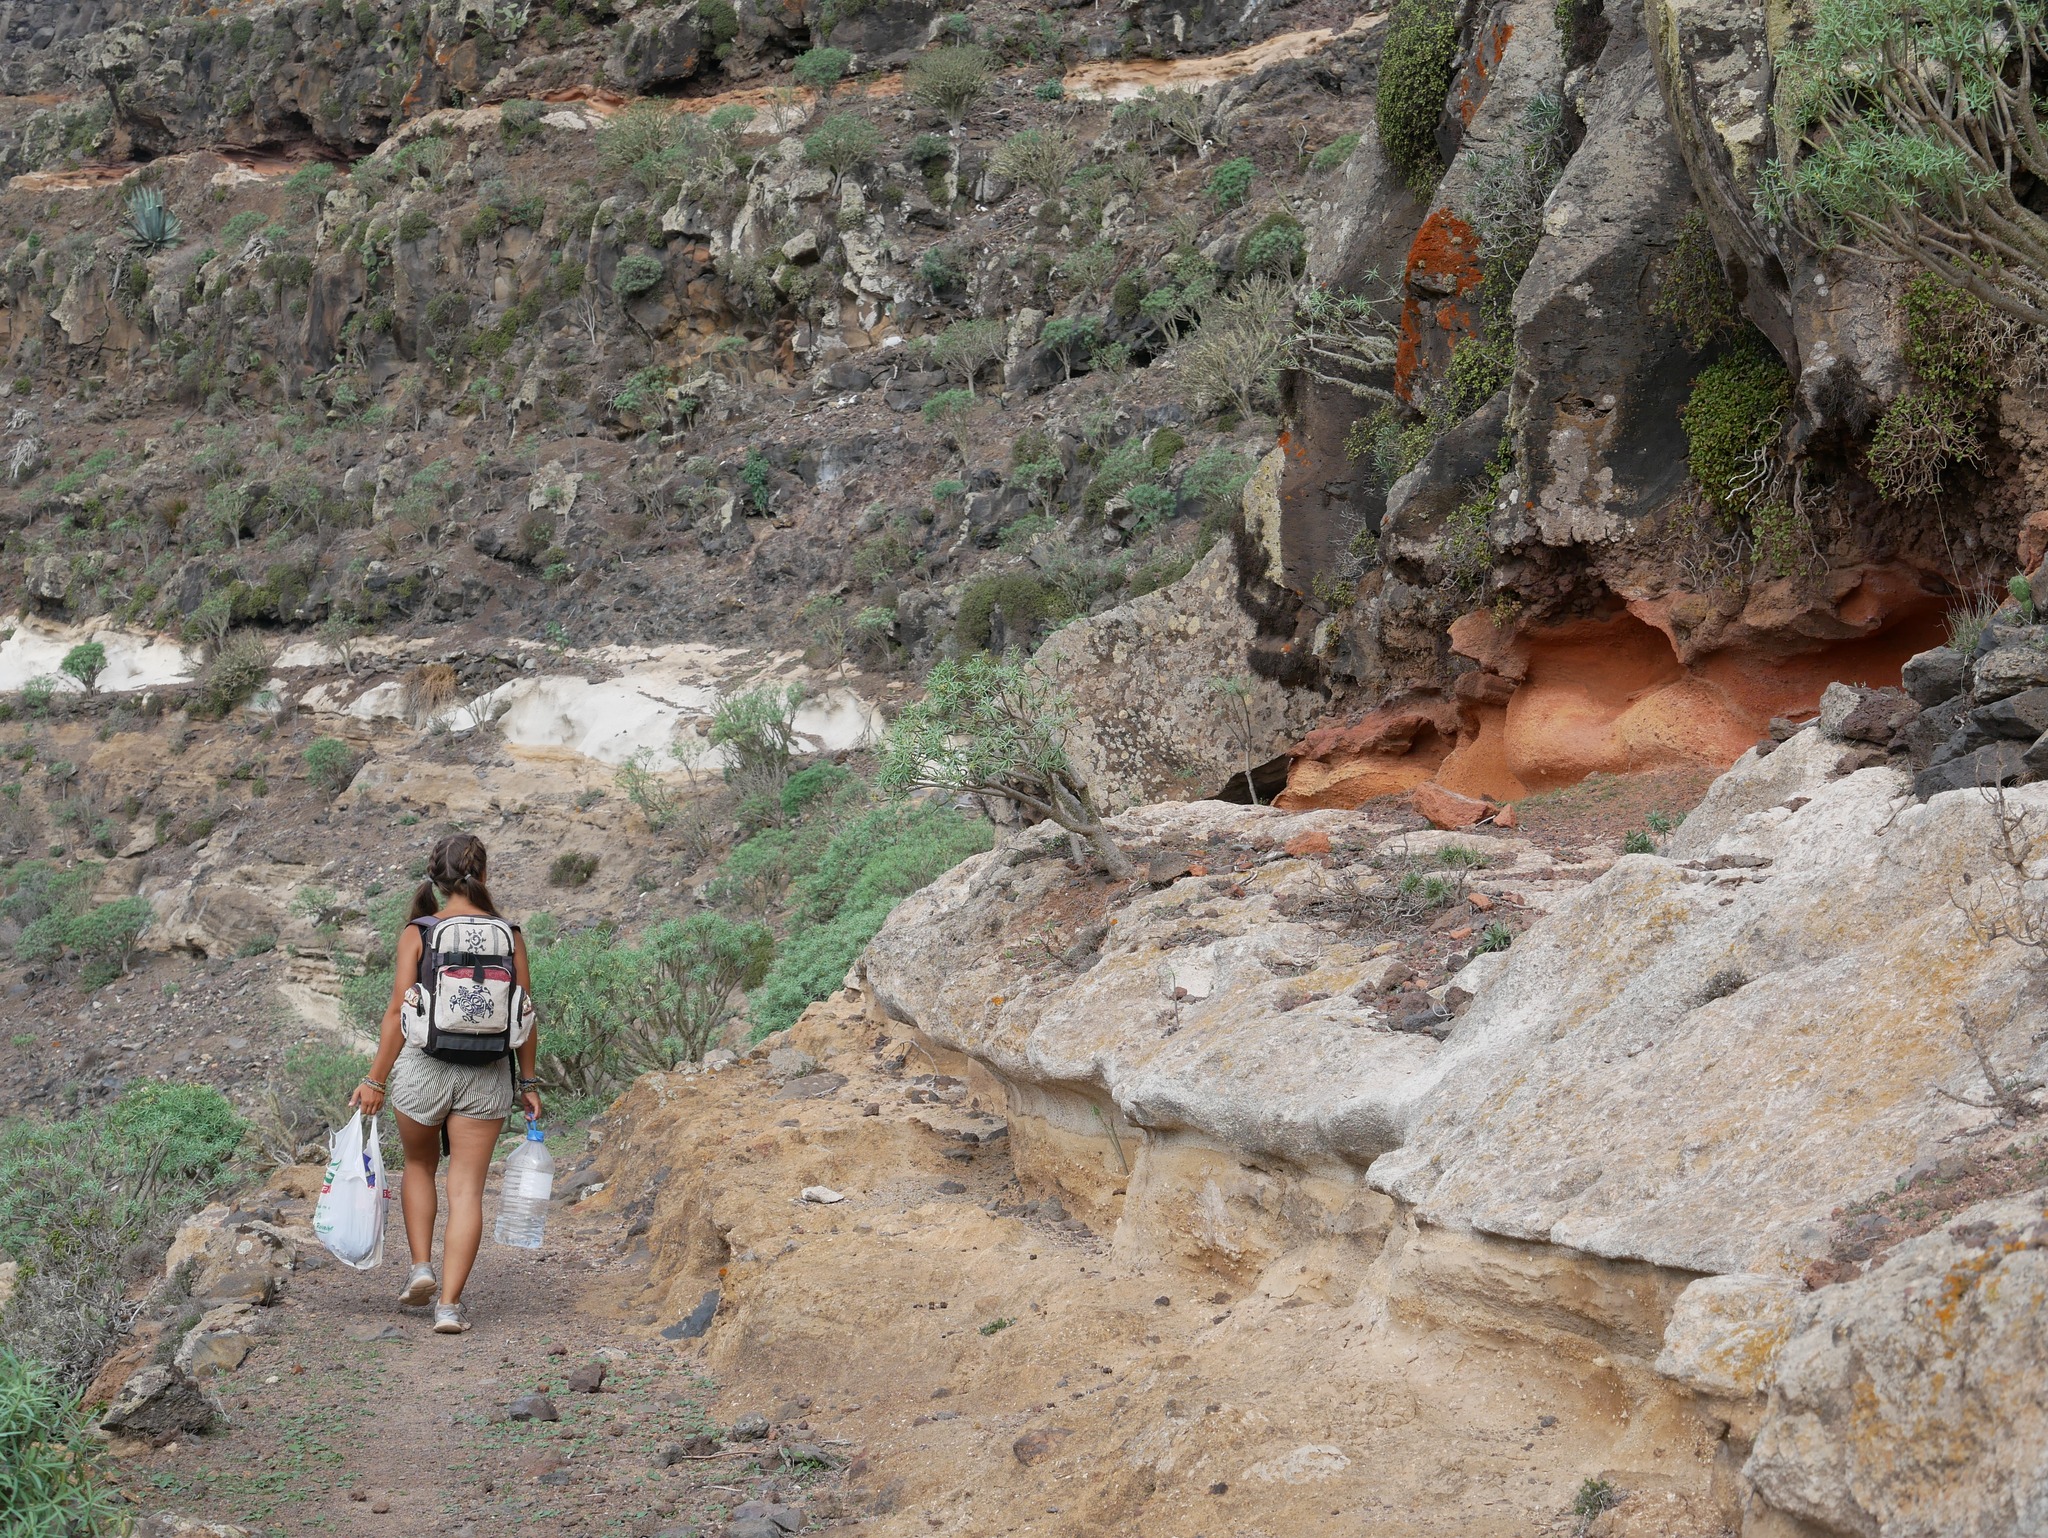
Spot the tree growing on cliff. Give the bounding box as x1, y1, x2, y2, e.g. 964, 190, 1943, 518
877, 655, 1134, 881
59, 642, 106, 696
1765, 0, 2048, 323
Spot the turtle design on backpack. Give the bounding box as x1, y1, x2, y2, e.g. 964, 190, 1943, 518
400, 913, 536, 1064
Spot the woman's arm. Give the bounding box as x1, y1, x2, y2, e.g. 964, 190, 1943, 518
513, 930, 542, 1124
349, 925, 422, 1116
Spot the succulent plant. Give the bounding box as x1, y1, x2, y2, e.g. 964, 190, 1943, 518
121, 186, 181, 255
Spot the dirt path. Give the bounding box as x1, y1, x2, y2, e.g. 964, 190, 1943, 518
125, 1136, 858, 1538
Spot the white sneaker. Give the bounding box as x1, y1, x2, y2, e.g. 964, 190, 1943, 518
398, 1264, 436, 1306
433, 1301, 471, 1334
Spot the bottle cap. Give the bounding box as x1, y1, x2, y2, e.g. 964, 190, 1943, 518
526, 1117, 545, 1142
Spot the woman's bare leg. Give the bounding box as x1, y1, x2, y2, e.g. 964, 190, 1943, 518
395, 1113, 441, 1267
439, 1114, 505, 1305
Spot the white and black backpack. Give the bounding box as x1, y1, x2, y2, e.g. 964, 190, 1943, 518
400, 915, 535, 1065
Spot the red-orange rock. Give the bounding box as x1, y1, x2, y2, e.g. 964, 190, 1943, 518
1282, 831, 1332, 857
1412, 783, 1493, 830
1468, 891, 1495, 911
1492, 805, 1518, 829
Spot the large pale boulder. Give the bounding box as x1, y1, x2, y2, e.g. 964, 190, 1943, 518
863, 803, 1552, 1172
1033, 544, 1325, 809
1369, 737, 2041, 1276
1744, 1190, 2048, 1536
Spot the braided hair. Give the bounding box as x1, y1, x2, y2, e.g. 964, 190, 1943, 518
408, 833, 502, 921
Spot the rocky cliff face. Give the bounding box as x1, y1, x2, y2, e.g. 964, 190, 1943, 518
855, 728, 2048, 1534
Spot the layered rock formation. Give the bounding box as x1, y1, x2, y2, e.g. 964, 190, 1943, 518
856, 727, 2048, 1532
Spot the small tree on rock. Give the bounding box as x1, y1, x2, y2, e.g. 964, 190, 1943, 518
878, 655, 1133, 881
59, 642, 107, 696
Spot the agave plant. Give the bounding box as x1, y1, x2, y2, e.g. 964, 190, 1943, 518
121, 186, 180, 255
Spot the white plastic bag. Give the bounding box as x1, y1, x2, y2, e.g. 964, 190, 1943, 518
312, 1112, 389, 1270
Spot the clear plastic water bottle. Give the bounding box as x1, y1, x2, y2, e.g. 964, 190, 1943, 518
494, 1119, 554, 1249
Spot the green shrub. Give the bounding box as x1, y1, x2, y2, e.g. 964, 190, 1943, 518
804, 111, 883, 176
220, 209, 268, 247
955, 571, 1063, 652
1310, 131, 1361, 172
1866, 273, 2000, 499
919, 245, 962, 294
613, 251, 666, 298
749, 801, 992, 1033
922, 387, 976, 424
303, 735, 358, 793
0, 1350, 125, 1529
58, 641, 106, 695
1377, 0, 1460, 193
527, 922, 650, 1106
1241, 212, 1305, 277
708, 683, 804, 801
642, 913, 775, 1062
742, 448, 773, 510
0, 1083, 244, 1386
284, 161, 336, 211
907, 45, 994, 123
196, 630, 272, 717
782, 762, 854, 819
908, 132, 953, 167
1867, 389, 1982, 500
1652, 209, 1739, 351
1679, 339, 1792, 515
793, 45, 853, 89
550, 851, 600, 887
499, 97, 546, 147
1206, 157, 1254, 210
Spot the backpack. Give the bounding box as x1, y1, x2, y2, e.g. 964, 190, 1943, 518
399, 914, 535, 1065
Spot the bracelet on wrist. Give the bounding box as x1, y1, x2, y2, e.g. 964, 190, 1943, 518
361, 1077, 386, 1092
517, 1077, 542, 1090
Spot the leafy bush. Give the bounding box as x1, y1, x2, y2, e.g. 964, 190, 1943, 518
919, 245, 962, 294
642, 914, 775, 1062
0, 1083, 244, 1386
783, 761, 854, 819
709, 683, 804, 802
1241, 212, 1305, 278
923, 387, 976, 423
196, 630, 272, 717
0, 1350, 125, 1530
1763, 0, 2048, 323
955, 571, 1063, 652
792, 45, 852, 89
58, 641, 106, 695
1868, 273, 1998, 499
527, 922, 649, 1105
928, 316, 1007, 391
1652, 209, 1740, 351
907, 45, 993, 123
284, 161, 337, 211
500, 96, 546, 147
303, 735, 358, 793
220, 209, 268, 247
749, 801, 991, 1033
1679, 339, 1792, 515
993, 127, 1081, 199
804, 111, 883, 176
612, 251, 667, 298
550, 851, 600, 887
616, 747, 682, 831
1310, 131, 1361, 172
1206, 156, 1254, 210
1377, 0, 1460, 193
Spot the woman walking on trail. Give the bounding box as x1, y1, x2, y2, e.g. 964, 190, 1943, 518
350, 834, 541, 1335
